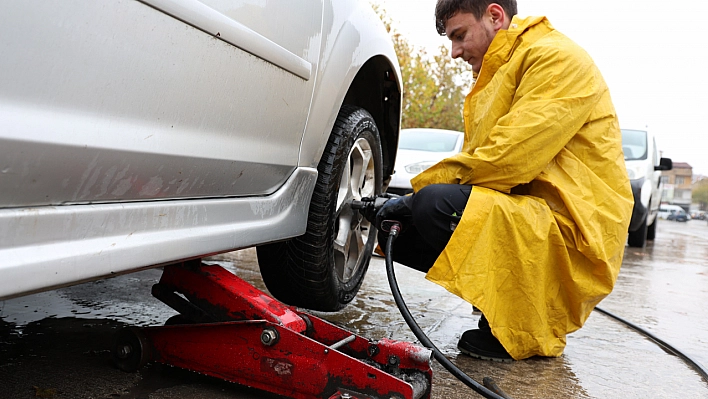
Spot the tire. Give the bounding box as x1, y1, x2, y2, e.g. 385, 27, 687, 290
627, 215, 647, 248
646, 216, 657, 241
256, 105, 383, 311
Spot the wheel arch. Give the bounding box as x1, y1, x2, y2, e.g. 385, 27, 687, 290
341, 56, 401, 179
298, 1, 402, 181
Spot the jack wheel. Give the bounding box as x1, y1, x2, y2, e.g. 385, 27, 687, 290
113, 328, 150, 372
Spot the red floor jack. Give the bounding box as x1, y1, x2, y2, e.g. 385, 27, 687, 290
112, 260, 433, 399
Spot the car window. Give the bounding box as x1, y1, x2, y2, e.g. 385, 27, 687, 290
399, 130, 461, 152
621, 129, 648, 161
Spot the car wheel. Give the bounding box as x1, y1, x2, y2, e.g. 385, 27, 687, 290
256, 105, 382, 311
627, 215, 648, 248
646, 216, 657, 241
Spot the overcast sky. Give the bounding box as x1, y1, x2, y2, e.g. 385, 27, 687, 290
374, 0, 708, 176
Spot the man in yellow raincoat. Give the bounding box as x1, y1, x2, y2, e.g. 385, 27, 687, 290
375, 0, 633, 361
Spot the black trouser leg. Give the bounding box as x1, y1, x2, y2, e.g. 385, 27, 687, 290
378, 184, 471, 273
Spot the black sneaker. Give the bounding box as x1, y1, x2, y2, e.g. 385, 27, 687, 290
457, 328, 513, 362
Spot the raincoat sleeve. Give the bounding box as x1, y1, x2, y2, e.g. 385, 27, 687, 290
412, 41, 603, 193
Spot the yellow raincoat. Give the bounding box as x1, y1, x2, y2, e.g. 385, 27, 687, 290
410, 16, 634, 360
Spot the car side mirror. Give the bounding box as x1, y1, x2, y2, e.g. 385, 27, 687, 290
655, 157, 672, 171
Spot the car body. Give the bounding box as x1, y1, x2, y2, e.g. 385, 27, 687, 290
669, 212, 689, 222
0, 0, 402, 310
387, 128, 464, 195
659, 205, 689, 222
689, 211, 705, 220
621, 128, 672, 247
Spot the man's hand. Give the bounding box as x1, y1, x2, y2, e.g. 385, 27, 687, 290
356, 193, 400, 226
376, 194, 414, 232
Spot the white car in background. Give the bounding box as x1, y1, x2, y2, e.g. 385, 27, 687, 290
659, 204, 689, 222
0, 0, 402, 312
387, 128, 464, 195
622, 128, 672, 247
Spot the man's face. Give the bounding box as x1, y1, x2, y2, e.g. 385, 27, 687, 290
445, 12, 497, 73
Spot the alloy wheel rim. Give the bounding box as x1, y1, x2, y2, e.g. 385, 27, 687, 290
334, 137, 376, 283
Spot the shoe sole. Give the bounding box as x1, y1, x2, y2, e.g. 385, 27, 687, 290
458, 346, 514, 363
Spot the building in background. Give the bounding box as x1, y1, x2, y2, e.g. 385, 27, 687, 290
661, 162, 693, 212
691, 175, 708, 215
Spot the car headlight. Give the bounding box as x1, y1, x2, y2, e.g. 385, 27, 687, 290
626, 164, 646, 180
404, 161, 437, 174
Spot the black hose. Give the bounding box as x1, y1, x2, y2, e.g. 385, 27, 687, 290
384, 225, 513, 399
593, 306, 708, 385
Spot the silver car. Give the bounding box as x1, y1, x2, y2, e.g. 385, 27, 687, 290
0, 0, 402, 311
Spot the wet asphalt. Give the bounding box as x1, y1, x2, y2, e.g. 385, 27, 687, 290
1, 218, 707, 399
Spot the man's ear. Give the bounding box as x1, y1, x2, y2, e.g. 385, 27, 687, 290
486, 3, 508, 31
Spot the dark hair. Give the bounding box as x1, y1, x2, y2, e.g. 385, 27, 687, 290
435, 0, 518, 35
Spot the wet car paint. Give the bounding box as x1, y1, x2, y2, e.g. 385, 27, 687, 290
1, 221, 707, 398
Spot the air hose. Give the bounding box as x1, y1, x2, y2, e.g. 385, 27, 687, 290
593, 306, 708, 384
383, 224, 514, 399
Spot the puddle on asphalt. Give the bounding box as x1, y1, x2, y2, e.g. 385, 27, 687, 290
0, 268, 174, 332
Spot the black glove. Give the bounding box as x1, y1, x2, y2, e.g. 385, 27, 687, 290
358, 193, 400, 226
375, 194, 414, 232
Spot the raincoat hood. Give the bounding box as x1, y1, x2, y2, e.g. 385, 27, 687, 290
411, 16, 633, 359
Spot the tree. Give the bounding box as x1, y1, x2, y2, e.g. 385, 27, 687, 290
374, 4, 473, 131
693, 179, 708, 210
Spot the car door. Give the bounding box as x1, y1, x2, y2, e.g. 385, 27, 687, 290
0, 0, 322, 207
